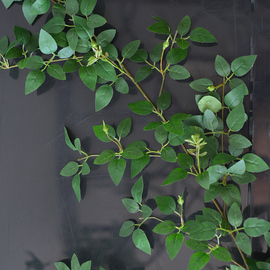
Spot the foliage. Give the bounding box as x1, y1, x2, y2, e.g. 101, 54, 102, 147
1, 0, 270, 269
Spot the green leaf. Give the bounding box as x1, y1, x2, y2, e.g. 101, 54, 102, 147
150, 43, 162, 62
165, 233, 184, 260
141, 205, 152, 218
30, 0, 50, 15
2, 0, 15, 9
39, 29, 57, 54
131, 154, 150, 178
152, 16, 170, 27
93, 124, 115, 142
134, 66, 152, 82
232, 171, 256, 185
132, 229, 151, 255
162, 168, 188, 186
129, 49, 148, 62
64, 127, 76, 151
176, 38, 190, 49
96, 29, 116, 47
166, 48, 188, 65
60, 161, 79, 176
5, 47, 23, 59
224, 84, 245, 109
203, 208, 222, 226
119, 220, 135, 237
19, 55, 44, 70
231, 55, 257, 77
164, 118, 183, 135
256, 261, 270, 270
131, 176, 143, 203
74, 138, 81, 154
51, 32, 68, 48
81, 261, 92, 270
228, 202, 242, 227
80, 0, 96, 16
210, 153, 236, 166
215, 55, 230, 77
66, 28, 78, 50
81, 161, 90, 175
122, 40, 140, 59
161, 147, 177, 163
198, 96, 222, 113
188, 252, 210, 270
94, 149, 115, 165
229, 78, 249, 95
14, 26, 31, 45
52, 3, 66, 18
79, 66, 97, 91
212, 247, 232, 262
115, 77, 129, 94
177, 15, 191, 36
185, 239, 208, 252
117, 117, 132, 138
128, 100, 153, 115
264, 231, 270, 248
74, 16, 93, 40
122, 146, 144, 160
153, 220, 176, 235
242, 153, 269, 173
203, 109, 218, 130
229, 134, 251, 149
94, 61, 116, 82
47, 64, 66, 80
197, 171, 210, 189
190, 78, 213, 93
169, 65, 190, 80
95, 84, 113, 111
235, 232, 251, 255
244, 218, 270, 237
75, 39, 91, 53
43, 17, 65, 34
148, 22, 170, 35
144, 122, 162, 131
108, 158, 126, 186
190, 27, 217, 43
155, 125, 168, 144
204, 183, 221, 202
87, 14, 107, 28
63, 59, 80, 73
25, 70, 45, 94
65, 0, 79, 16
226, 103, 245, 132
220, 184, 241, 206
71, 254, 80, 270
177, 153, 194, 169
122, 198, 139, 213
155, 196, 176, 215
54, 262, 70, 270
188, 221, 216, 241
0, 36, 8, 55
72, 174, 81, 202
157, 91, 171, 111
227, 160, 246, 175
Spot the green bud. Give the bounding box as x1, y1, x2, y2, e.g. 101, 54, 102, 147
87, 56, 98, 66
91, 39, 98, 49
207, 85, 215, 92
163, 37, 170, 50
177, 195, 184, 206
102, 120, 109, 134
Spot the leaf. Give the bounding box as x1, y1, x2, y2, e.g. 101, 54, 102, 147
256, 261, 270, 270
122, 40, 140, 59
81, 261, 92, 270
198, 96, 222, 113
228, 202, 242, 227
0, 36, 8, 55
148, 22, 170, 35
131, 176, 143, 203
229, 134, 251, 150
203, 109, 218, 130
132, 229, 151, 255
153, 220, 176, 235
80, 0, 96, 16
119, 220, 135, 237
185, 239, 208, 252
30, 0, 50, 15
60, 161, 79, 176
2, 0, 15, 9
129, 49, 148, 62
122, 198, 139, 213
52, 3, 66, 18
155, 125, 168, 144
128, 100, 153, 115
156, 92, 171, 111
64, 127, 76, 151
131, 154, 150, 178
188, 221, 216, 241
197, 171, 210, 189
54, 262, 70, 270
81, 161, 90, 175
71, 254, 80, 270
210, 153, 236, 166
226, 103, 245, 132
155, 196, 176, 215
244, 218, 270, 237
161, 147, 177, 163
212, 247, 232, 262
203, 208, 222, 226
87, 14, 107, 28
47, 64, 66, 80
93, 124, 115, 142
65, 0, 79, 15
190, 78, 213, 93
72, 174, 81, 202
58, 47, 75, 60
108, 158, 126, 186
39, 29, 57, 54
169, 65, 190, 80
152, 16, 170, 27
190, 27, 217, 43
165, 233, 184, 260
150, 43, 162, 62
227, 160, 246, 175
94, 149, 115, 165
122, 146, 144, 160
117, 117, 132, 138
177, 15, 191, 36
95, 84, 113, 111
232, 171, 256, 185
20, 55, 44, 70
231, 55, 257, 77
25, 70, 46, 94
144, 122, 162, 131
63, 59, 80, 73
164, 118, 183, 135
79, 66, 97, 91
14, 26, 31, 45
74, 16, 94, 40
177, 153, 194, 169
67, 28, 79, 50
141, 205, 152, 218
134, 66, 152, 82
75, 39, 91, 53
115, 77, 129, 94
43, 17, 65, 34
220, 184, 241, 206
188, 252, 210, 270
235, 233, 251, 255
230, 78, 249, 95
162, 168, 188, 185
224, 84, 245, 109
96, 29, 116, 47
94, 61, 116, 82
215, 55, 230, 77
176, 38, 190, 49
166, 48, 188, 65
242, 153, 269, 173
204, 183, 221, 202
74, 138, 81, 154
264, 231, 270, 248
5, 47, 23, 59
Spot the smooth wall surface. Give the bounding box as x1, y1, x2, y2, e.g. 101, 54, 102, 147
0, 1, 269, 269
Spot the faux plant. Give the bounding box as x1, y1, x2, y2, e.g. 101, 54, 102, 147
1, 0, 270, 269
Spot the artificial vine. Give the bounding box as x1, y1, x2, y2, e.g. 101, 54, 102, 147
1, 0, 270, 269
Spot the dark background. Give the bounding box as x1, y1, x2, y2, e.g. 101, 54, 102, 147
0, 0, 269, 269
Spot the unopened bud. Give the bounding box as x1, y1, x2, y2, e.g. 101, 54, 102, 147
163, 37, 170, 50
177, 195, 184, 206
102, 120, 109, 134
207, 85, 215, 92
87, 56, 98, 66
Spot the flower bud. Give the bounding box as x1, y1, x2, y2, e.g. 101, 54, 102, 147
102, 120, 109, 134
177, 195, 184, 206
163, 37, 170, 50
207, 85, 215, 92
